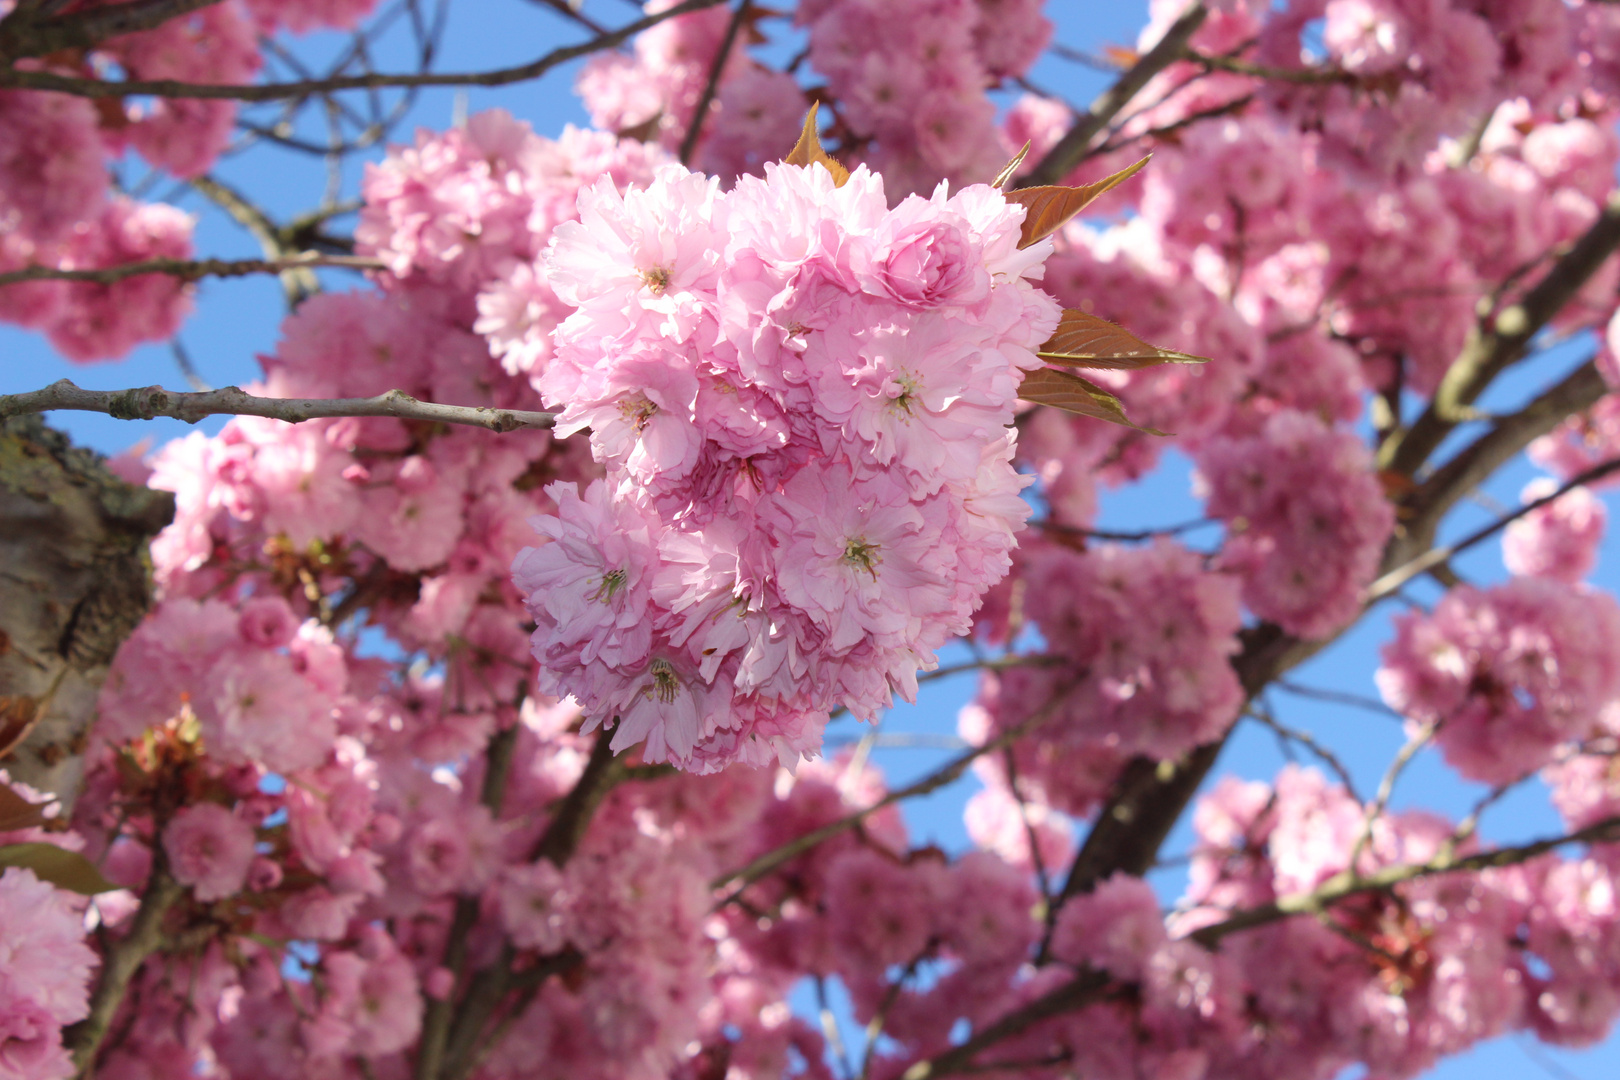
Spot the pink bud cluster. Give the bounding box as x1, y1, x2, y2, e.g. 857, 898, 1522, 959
514, 160, 1061, 772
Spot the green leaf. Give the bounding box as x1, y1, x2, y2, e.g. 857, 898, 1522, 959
783, 103, 850, 187
1037, 309, 1207, 369
0, 842, 119, 895
1004, 155, 1151, 248
0, 785, 49, 832
1018, 366, 1168, 435
990, 141, 1030, 190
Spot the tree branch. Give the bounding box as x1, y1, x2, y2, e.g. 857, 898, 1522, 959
434, 732, 625, 1080
187, 177, 321, 305
1389, 359, 1610, 570
0, 0, 726, 100
415, 724, 522, 1080
677, 0, 748, 166
63, 858, 183, 1071
0, 252, 380, 288
1015, 1, 1208, 188
1381, 191, 1620, 477
1368, 449, 1620, 601
529, 727, 622, 867
0, 380, 555, 434
711, 680, 1078, 904
0, 0, 225, 62
1191, 811, 1620, 946
899, 970, 1113, 1080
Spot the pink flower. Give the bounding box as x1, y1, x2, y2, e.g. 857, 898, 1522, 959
496, 862, 570, 952
164, 803, 255, 902
44, 199, 195, 364
0, 867, 96, 1026
1378, 579, 1620, 784
514, 479, 660, 680
0, 995, 74, 1080
1504, 480, 1607, 584
1198, 409, 1394, 639
237, 595, 299, 649
0, 90, 106, 246
1051, 873, 1167, 979
770, 465, 949, 654
197, 648, 335, 774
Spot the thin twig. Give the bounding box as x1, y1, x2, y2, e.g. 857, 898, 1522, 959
0, 0, 727, 100
1367, 454, 1620, 602
170, 340, 210, 392
1346, 722, 1437, 873
678, 0, 748, 165
817, 976, 857, 1080
189, 175, 321, 304
1092, 92, 1255, 156
860, 958, 922, 1080
1244, 703, 1360, 799
1016, 1, 1209, 188
524, 0, 609, 34
0, 380, 555, 435
1273, 679, 1402, 719
1036, 518, 1214, 542
711, 679, 1078, 902
1003, 746, 1054, 902
1185, 48, 1356, 85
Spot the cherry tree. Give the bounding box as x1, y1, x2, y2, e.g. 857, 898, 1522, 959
3, 1, 1620, 1079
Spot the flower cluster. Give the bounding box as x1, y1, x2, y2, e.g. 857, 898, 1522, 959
100, 596, 340, 774
0, 775, 98, 1080
801, 0, 1052, 194
0, 0, 381, 362
1197, 409, 1394, 640
1504, 479, 1608, 584
1164, 767, 1530, 1080
516, 160, 1061, 772
1378, 579, 1620, 784
963, 538, 1245, 816
576, 0, 805, 181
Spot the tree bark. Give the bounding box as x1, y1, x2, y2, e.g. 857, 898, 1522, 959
0, 417, 172, 805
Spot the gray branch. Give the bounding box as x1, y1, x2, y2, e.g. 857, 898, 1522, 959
0, 380, 554, 434
1015, 1, 1209, 188
0, 253, 381, 289
0, 0, 725, 100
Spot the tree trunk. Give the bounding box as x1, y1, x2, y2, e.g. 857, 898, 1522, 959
0, 417, 173, 806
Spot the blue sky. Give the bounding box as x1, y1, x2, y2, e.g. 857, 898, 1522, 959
4, 2, 1618, 1076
